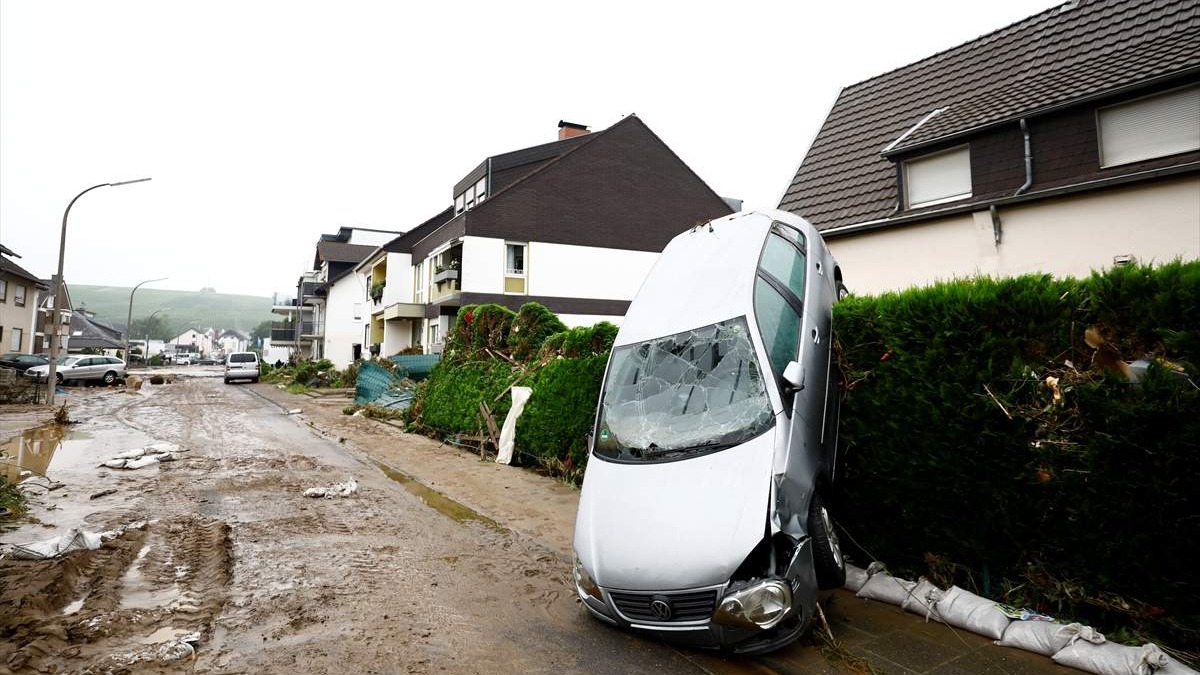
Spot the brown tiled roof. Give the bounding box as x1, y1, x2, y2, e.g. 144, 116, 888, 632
315, 240, 376, 265
779, 0, 1200, 231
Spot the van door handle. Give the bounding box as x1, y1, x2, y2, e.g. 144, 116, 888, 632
812, 327, 820, 345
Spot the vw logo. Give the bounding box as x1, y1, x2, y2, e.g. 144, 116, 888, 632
649, 596, 673, 621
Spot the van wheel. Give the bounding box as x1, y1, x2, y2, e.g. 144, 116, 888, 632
809, 492, 845, 590
103, 371, 118, 386
836, 281, 850, 301
251, 377, 259, 383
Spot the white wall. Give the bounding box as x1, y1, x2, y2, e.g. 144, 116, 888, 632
382, 252, 414, 305
459, 236, 659, 300
461, 236, 505, 294
828, 178, 1200, 295
323, 272, 367, 369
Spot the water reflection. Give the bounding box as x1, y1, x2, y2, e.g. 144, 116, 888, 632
1, 425, 66, 484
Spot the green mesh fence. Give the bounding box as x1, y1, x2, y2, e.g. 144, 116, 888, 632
389, 354, 440, 380
355, 361, 399, 405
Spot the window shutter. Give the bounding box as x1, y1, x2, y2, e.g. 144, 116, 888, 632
905, 146, 972, 207
1100, 86, 1200, 167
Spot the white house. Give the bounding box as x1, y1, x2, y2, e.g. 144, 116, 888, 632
169, 328, 213, 356
779, 0, 1199, 295
354, 117, 733, 356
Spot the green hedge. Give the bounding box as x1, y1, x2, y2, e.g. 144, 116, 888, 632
833, 261, 1199, 648
417, 359, 517, 433
509, 303, 567, 362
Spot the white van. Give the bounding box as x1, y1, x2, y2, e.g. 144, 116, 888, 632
224, 352, 260, 384
572, 209, 846, 654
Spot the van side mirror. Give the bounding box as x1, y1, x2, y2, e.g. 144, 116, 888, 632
782, 361, 805, 393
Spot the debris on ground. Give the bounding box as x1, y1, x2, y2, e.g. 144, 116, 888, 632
102, 631, 202, 667
89, 488, 118, 500
286, 408, 302, 415
0, 521, 148, 560
303, 478, 358, 498
100, 443, 185, 469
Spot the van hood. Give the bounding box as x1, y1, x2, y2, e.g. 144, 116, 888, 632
573, 429, 775, 591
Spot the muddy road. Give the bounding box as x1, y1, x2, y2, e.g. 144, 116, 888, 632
4, 377, 798, 674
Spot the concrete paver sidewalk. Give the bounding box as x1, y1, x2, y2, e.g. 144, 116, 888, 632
252, 383, 1076, 674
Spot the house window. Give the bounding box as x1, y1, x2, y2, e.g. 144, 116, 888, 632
475, 177, 487, 203
0, 279, 6, 301
9, 327, 22, 352
1098, 86, 1200, 168
504, 243, 527, 294
429, 323, 439, 346
455, 193, 465, 215
904, 145, 972, 208
14, 284, 26, 307
414, 261, 426, 303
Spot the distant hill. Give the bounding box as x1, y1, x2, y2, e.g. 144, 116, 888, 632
69, 285, 275, 334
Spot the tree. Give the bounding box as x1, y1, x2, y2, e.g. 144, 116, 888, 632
129, 313, 172, 341
252, 320, 272, 341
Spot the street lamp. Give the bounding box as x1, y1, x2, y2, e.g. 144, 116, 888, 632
46, 178, 152, 405
124, 277, 167, 368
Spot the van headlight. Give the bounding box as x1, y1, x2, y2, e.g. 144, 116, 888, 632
572, 555, 603, 602
712, 579, 792, 630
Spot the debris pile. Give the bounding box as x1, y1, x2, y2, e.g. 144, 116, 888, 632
303, 478, 358, 499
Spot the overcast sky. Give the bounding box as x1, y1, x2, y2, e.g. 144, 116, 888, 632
1, 0, 1056, 300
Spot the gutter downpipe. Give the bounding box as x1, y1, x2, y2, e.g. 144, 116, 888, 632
992, 118, 1034, 246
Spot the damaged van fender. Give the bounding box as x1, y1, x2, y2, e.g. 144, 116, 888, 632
572, 209, 846, 654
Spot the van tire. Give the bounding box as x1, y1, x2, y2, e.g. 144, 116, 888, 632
809, 492, 845, 590
103, 371, 118, 386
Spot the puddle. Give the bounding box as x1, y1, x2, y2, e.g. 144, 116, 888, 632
139, 626, 192, 645
1, 424, 97, 483
372, 460, 506, 533
62, 597, 86, 615
119, 544, 182, 610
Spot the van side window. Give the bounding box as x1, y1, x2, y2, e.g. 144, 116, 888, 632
754, 277, 802, 378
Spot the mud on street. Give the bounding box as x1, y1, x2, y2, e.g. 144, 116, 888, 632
1, 374, 721, 674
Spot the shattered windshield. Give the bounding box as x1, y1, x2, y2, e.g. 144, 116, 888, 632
594, 317, 774, 463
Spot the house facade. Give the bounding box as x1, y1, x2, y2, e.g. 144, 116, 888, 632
272, 227, 399, 368
780, 0, 1200, 295
0, 245, 48, 354
356, 116, 733, 356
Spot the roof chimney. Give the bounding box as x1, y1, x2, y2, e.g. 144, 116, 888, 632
558, 120, 590, 140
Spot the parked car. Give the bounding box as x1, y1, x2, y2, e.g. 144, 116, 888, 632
0, 352, 49, 373
572, 209, 847, 655
197, 357, 219, 366
224, 352, 260, 384
25, 355, 127, 386
175, 354, 192, 366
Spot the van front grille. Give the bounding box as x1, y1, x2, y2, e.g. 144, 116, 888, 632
607, 589, 718, 623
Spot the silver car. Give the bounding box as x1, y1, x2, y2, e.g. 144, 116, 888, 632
25, 355, 126, 386
573, 209, 846, 654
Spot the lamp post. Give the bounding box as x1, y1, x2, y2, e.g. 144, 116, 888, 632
46, 178, 152, 405
124, 277, 167, 369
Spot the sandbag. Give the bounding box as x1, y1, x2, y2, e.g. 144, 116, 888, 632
997, 621, 1102, 657
856, 572, 915, 607
1053, 641, 1179, 675
844, 564, 870, 592
934, 586, 1011, 639
901, 577, 943, 621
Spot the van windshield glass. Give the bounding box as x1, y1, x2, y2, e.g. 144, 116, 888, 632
594, 317, 773, 462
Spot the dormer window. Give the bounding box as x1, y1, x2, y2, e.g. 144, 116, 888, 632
1098, 85, 1200, 168
454, 178, 489, 215
904, 145, 972, 208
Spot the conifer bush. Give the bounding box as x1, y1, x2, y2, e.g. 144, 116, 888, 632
833, 261, 1199, 649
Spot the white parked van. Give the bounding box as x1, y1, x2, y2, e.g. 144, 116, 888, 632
224, 352, 260, 384
572, 209, 846, 654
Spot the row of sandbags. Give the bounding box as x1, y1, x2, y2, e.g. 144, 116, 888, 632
844, 563, 1196, 675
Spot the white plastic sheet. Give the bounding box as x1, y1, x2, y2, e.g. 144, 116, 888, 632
5, 528, 103, 560
496, 386, 533, 465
